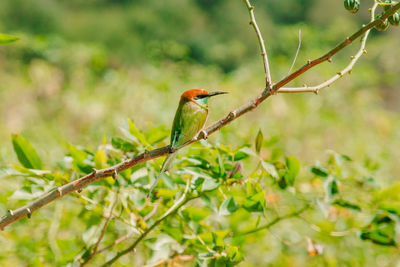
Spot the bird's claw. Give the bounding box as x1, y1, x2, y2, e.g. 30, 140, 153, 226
169, 146, 176, 154
198, 130, 208, 140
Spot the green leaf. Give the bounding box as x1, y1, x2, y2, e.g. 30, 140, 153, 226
111, 137, 137, 152
94, 147, 107, 169
243, 191, 265, 213
0, 33, 19, 44
155, 188, 179, 198
378, 202, 400, 217
360, 214, 396, 246
255, 129, 263, 154
324, 176, 339, 199
261, 161, 278, 178
219, 196, 239, 216
285, 156, 300, 186
202, 178, 221, 192
228, 151, 249, 161
11, 134, 43, 170
182, 206, 210, 222
332, 199, 361, 211
145, 125, 170, 145
128, 118, 150, 147
311, 162, 328, 177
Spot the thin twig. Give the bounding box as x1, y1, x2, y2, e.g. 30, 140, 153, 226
1, 2, 399, 231
243, 0, 273, 88
102, 180, 194, 266
235, 204, 309, 236
274, 2, 400, 93
80, 192, 119, 266
143, 197, 163, 221
287, 29, 302, 75
278, 3, 378, 94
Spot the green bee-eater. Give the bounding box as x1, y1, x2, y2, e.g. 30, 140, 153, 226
148, 89, 227, 197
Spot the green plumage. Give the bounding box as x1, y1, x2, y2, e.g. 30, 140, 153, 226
170, 98, 209, 149
147, 97, 209, 197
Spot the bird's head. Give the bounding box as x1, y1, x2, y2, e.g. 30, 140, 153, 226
181, 89, 227, 107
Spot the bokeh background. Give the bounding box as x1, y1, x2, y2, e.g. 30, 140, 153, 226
0, 0, 400, 266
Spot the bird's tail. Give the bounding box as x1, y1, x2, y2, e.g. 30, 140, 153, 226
147, 152, 177, 198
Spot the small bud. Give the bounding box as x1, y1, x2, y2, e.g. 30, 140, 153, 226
375, 14, 390, 31
344, 0, 360, 14
389, 12, 400, 26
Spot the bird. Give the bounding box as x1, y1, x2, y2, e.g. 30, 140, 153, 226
147, 89, 227, 197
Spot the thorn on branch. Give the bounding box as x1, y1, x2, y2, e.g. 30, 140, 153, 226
57, 187, 63, 196
363, 49, 367, 55
249, 6, 254, 10
328, 58, 332, 63
26, 208, 32, 219
112, 167, 119, 180
307, 59, 311, 65
349, 69, 352, 74
249, 21, 253, 25
345, 37, 351, 44
337, 72, 343, 76
229, 111, 237, 119
143, 150, 150, 159
77, 189, 82, 193
8, 209, 14, 216
92, 168, 98, 176
350, 56, 355, 59
314, 89, 319, 95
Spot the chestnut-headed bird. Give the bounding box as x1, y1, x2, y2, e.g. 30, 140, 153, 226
148, 89, 227, 197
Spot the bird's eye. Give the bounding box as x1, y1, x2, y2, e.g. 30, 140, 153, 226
195, 94, 208, 100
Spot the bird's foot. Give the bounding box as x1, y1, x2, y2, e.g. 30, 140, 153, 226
197, 130, 208, 140
169, 146, 176, 154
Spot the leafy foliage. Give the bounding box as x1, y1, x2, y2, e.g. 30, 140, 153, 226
0, 0, 400, 266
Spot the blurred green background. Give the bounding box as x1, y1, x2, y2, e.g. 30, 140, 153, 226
0, 0, 400, 266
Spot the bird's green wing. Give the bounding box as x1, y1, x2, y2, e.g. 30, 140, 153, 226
172, 101, 208, 148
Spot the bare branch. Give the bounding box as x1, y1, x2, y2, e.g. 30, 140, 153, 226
273, 2, 400, 92
243, 0, 273, 88
235, 204, 309, 236
278, 3, 378, 94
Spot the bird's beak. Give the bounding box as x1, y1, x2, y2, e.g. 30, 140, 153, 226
208, 91, 228, 97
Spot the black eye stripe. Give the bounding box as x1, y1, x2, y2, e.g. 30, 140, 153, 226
194, 94, 208, 100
